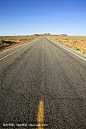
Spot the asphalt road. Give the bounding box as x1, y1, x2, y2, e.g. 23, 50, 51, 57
0, 37, 86, 129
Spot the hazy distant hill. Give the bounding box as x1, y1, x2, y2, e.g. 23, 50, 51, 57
30, 33, 67, 36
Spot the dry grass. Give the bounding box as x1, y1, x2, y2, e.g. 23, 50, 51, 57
0, 36, 42, 50
45, 36, 86, 54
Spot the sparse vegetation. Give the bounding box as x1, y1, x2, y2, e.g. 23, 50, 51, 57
45, 36, 86, 54
0, 36, 42, 50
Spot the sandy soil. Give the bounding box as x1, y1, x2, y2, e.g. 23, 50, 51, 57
59, 39, 86, 51
0, 40, 34, 59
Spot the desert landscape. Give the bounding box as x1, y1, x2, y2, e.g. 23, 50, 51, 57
0, 36, 42, 51
0, 0, 86, 128
45, 36, 86, 54
0, 35, 86, 55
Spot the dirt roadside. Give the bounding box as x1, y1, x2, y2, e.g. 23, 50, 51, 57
45, 36, 86, 54
0, 40, 35, 59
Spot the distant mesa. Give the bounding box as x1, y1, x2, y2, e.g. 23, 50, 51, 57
18, 33, 67, 36
30, 34, 39, 36
50, 33, 67, 36
30, 33, 67, 36
17, 35, 29, 36
59, 34, 67, 36
30, 33, 50, 36
44, 33, 50, 35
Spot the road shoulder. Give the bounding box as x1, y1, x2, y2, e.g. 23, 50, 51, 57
0, 40, 34, 59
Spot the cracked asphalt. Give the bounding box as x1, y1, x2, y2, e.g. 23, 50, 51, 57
0, 37, 86, 129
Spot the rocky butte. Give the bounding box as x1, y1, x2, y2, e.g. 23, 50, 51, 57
30, 33, 67, 36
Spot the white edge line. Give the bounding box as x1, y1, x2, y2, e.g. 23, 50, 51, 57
50, 39, 86, 62
0, 40, 37, 61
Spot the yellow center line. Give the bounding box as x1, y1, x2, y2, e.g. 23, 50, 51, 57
37, 100, 44, 129
42, 45, 44, 48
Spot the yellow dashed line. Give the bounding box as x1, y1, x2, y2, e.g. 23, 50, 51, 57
37, 100, 44, 129
42, 45, 44, 48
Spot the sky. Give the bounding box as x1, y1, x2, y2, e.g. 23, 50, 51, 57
0, 0, 86, 36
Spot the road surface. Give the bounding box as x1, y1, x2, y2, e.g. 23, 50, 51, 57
0, 37, 86, 128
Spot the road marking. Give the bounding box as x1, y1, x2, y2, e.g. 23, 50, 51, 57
53, 41, 86, 62
0, 40, 38, 61
42, 45, 44, 48
37, 100, 44, 129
